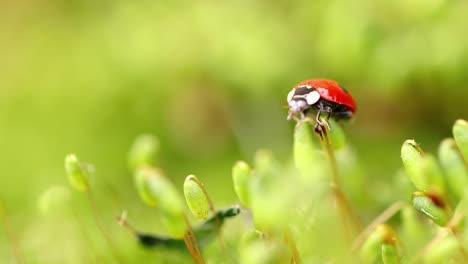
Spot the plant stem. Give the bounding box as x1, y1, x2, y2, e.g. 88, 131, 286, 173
0, 200, 24, 264
317, 124, 360, 239
351, 201, 405, 252
285, 228, 302, 264
87, 189, 125, 263
183, 214, 205, 264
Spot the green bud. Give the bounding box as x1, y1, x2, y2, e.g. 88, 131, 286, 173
360, 224, 397, 264
134, 167, 184, 216
134, 167, 157, 206
38, 186, 71, 215
453, 119, 468, 160
128, 134, 159, 171
412, 192, 448, 226
64, 154, 90, 192
232, 161, 252, 206
184, 175, 210, 220
439, 138, 468, 200
401, 140, 427, 190
381, 244, 400, 264
327, 119, 346, 150
401, 140, 445, 194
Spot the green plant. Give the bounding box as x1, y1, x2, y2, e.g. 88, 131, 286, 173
53, 118, 468, 263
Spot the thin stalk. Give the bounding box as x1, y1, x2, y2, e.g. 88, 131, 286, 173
71, 207, 100, 263
116, 211, 136, 235
0, 200, 24, 264
183, 214, 205, 264
188, 177, 226, 252
284, 228, 302, 264
87, 189, 125, 263
317, 125, 360, 239
351, 201, 405, 252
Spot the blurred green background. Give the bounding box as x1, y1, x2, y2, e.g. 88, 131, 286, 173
0, 0, 467, 262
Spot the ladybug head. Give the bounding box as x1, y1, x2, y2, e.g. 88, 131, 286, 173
286, 85, 321, 120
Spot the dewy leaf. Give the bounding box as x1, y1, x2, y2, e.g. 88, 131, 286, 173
412, 192, 449, 226
232, 161, 252, 206
453, 119, 468, 162
438, 138, 468, 200
64, 154, 90, 192
128, 134, 159, 172
184, 175, 210, 220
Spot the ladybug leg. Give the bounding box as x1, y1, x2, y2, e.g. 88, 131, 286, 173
313, 109, 325, 136
324, 106, 333, 131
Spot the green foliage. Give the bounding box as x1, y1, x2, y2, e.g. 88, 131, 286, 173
438, 138, 467, 200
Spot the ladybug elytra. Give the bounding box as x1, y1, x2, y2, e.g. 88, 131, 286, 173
287, 79, 356, 133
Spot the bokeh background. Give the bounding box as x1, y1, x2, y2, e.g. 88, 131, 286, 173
1, 0, 467, 262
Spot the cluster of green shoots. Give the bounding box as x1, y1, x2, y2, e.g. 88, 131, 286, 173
31, 118, 467, 263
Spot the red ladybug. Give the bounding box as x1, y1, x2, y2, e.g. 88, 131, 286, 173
287, 79, 356, 132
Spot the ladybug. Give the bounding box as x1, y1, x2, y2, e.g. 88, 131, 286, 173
286, 79, 356, 133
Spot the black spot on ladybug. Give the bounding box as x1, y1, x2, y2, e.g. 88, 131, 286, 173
295, 86, 313, 96
338, 84, 349, 94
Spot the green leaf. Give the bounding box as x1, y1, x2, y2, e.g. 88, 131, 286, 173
293, 122, 327, 183
360, 224, 397, 264
381, 244, 400, 264
128, 134, 159, 172
328, 119, 346, 150
232, 161, 252, 206
438, 138, 468, 200
64, 154, 90, 192
184, 175, 210, 220
134, 167, 185, 236
453, 119, 468, 161
401, 140, 445, 194
412, 192, 449, 226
